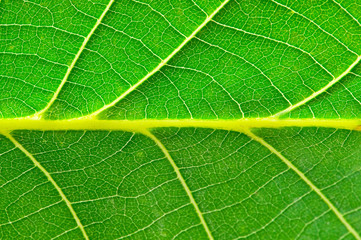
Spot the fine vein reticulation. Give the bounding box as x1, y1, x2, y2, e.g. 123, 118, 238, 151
28, 0, 116, 119
144, 131, 214, 240
9, 0, 361, 121
2, 132, 89, 240
272, 55, 361, 118
3, 0, 361, 239
86, 0, 231, 119
244, 130, 361, 240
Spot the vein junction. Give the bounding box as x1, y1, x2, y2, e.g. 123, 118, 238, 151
0, 119, 360, 132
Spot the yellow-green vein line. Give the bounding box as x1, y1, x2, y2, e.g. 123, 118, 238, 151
29, 0, 116, 119
2, 132, 89, 240
243, 129, 361, 240
0, 119, 360, 132
272, 55, 361, 118
144, 130, 214, 240
86, 0, 230, 119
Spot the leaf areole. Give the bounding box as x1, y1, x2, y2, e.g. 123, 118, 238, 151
2, 0, 361, 239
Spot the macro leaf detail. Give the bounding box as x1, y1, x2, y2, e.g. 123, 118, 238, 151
1, 0, 361, 239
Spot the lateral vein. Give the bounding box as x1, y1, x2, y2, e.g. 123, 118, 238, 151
243, 129, 361, 240
29, 0, 116, 119
85, 0, 230, 119
144, 130, 214, 240
272, 55, 361, 117
2, 132, 89, 240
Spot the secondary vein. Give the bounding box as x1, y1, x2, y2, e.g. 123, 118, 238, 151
29, 0, 116, 119
272, 55, 361, 117
2, 132, 89, 240
85, 0, 231, 119
243, 129, 361, 240
144, 130, 214, 240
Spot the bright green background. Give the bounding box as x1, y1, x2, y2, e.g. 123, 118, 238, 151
1, 0, 361, 239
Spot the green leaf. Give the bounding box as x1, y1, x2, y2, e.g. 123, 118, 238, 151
1, 0, 361, 239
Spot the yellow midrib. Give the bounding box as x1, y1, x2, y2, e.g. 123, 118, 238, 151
0, 118, 360, 132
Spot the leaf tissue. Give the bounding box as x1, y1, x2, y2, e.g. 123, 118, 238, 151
1, 0, 361, 239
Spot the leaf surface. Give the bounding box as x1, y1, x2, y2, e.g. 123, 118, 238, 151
1, 0, 361, 239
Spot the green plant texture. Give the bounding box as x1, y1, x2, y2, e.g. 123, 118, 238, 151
1, 0, 361, 239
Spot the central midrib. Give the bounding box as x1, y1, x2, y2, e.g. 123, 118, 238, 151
1, 119, 360, 132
